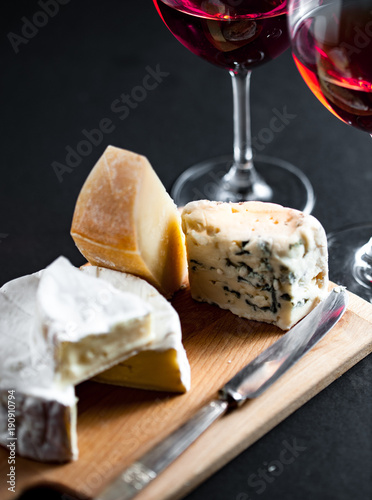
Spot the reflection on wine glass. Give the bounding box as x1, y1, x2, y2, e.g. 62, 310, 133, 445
153, 0, 315, 212
288, 0, 372, 302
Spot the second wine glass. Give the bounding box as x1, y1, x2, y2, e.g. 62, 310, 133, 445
153, 0, 315, 212
288, 0, 372, 302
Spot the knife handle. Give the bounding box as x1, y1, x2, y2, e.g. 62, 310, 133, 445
96, 399, 229, 500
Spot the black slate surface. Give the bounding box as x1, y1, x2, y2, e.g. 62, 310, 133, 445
1, 2, 372, 500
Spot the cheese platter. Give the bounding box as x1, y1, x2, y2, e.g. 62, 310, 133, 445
1, 145, 372, 500
0, 283, 371, 500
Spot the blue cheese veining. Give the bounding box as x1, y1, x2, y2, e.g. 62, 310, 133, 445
181, 201, 328, 330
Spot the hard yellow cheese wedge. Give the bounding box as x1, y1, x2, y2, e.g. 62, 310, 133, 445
81, 265, 191, 393
96, 349, 187, 393
71, 146, 187, 298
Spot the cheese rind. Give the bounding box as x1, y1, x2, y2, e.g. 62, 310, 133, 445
70, 146, 187, 298
96, 349, 188, 393
0, 273, 78, 463
81, 265, 191, 393
37, 256, 154, 387
181, 201, 328, 330
0, 387, 77, 463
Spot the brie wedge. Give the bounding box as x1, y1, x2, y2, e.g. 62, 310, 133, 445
81, 266, 191, 393
37, 256, 154, 387
0, 272, 78, 463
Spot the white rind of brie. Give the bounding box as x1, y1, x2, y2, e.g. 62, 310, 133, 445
0, 256, 190, 462
81, 265, 191, 392
0, 272, 78, 463
37, 256, 154, 387
0, 256, 156, 463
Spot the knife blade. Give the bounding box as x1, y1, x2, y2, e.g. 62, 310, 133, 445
96, 287, 348, 500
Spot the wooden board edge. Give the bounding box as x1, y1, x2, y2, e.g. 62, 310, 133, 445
345, 288, 372, 322
136, 325, 372, 500
2, 286, 372, 500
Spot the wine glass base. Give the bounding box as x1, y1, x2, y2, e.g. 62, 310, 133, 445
328, 223, 372, 303
171, 155, 315, 213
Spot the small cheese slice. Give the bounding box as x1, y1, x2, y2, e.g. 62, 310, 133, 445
70, 146, 187, 298
81, 265, 191, 393
0, 273, 78, 463
37, 256, 154, 387
181, 200, 328, 330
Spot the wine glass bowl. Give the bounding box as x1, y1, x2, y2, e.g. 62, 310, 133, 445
289, 0, 372, 134
158, 0, 288, 19
153, 0, 315, 211
288, 0, 372, 301
154, 0, 289, 72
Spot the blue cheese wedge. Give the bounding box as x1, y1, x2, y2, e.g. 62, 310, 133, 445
37, 257, 154, 387
0, 272, 78, 463
181, 201, 328, 330
81, 266, 191, 393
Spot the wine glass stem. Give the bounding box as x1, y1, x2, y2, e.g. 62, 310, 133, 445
231, 68, 254, 171
220, 68, 272, 200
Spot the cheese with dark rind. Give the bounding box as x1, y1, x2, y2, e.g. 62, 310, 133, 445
181, 200, 328, 330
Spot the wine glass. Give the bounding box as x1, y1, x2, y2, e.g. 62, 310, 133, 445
288, 0, 372, 302
153, 0, 315, 212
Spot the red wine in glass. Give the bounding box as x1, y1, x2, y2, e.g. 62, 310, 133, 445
153, 0, 315, 212
154, 0, 289, 71
289, 0, 372, 301
291, 3, 372, 134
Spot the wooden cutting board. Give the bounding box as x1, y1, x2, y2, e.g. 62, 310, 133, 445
1, 284, 372, 500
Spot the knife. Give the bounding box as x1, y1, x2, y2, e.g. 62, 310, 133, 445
96, 287, 348, 500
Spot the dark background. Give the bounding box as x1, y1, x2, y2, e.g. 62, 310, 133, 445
1, 1, 371, 499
